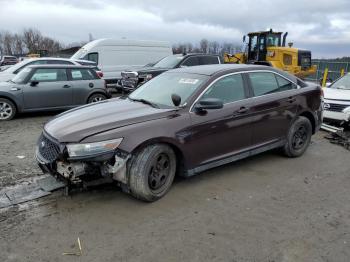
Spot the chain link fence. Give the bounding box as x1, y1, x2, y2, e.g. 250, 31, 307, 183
306, 60, 350, 84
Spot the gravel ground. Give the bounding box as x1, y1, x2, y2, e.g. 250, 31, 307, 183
0, 112, 56, 187
1, 114, 350, 262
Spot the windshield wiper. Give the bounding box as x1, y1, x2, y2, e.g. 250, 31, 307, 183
129, 97, 159, 108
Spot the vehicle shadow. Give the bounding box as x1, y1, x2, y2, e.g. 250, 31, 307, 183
15, 110, 64, 120
58, 149, 281, 202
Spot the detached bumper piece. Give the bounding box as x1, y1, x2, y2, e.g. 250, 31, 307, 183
36, 133, 131, 194
325, 131, 350, 151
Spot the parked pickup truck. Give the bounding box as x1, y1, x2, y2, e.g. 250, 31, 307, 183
120, 53, 222, 92
36, 64, 322, 202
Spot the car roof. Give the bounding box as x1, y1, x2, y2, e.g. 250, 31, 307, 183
74, 59, 96, 64
27, 57, 74, 61
22, 57, 96, 65
27, 64, 94, 69
166, 64, 298, 82
171, 53, 219, 58
167, 64, 274, 76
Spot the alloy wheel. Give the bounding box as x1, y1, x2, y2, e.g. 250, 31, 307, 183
148, 153, 171, 191
0, 101, 13, 120
91, 96, 104, 103
292, 125, 308, 150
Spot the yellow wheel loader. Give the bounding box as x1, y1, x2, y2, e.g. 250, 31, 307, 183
224, 29, 316, 78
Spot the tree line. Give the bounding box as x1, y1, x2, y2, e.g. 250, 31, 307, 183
172, 39, 241, 56
0, 27, 242, 58
0, 28, 62, 56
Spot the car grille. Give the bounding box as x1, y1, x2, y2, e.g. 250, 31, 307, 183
121, 71, 139, 90
37, 133, 60, 163
325, 103, 349, 112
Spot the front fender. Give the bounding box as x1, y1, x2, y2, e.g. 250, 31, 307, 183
0, 90, 23, 112
80, 112, 192, 166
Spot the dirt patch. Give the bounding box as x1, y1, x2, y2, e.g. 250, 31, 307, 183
0, 113, 54, 187
1, 116, 350, 261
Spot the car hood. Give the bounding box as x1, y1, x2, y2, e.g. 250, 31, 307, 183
138, 67, 169, 74
45, 98, 175, 143
0, 72, 14, 83
324, 87, 350, 101
125, 66, 169, 75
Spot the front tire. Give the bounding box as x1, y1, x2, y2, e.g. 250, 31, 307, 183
283, 116, 312, 157
0, 98, 16, 121
128, 144, 177, 202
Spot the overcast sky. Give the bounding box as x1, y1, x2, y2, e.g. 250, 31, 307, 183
1, 0, 350, 58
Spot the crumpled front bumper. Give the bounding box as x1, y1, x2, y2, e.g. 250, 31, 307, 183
36, 146, 131, 186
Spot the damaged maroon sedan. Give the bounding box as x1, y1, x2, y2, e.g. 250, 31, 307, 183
36, 64, 323, 201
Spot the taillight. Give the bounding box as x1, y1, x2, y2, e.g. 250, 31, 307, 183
97, 71, 104, 78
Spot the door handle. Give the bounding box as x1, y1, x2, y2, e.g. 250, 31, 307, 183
287, 97, 296, 103
62, 85, 71, 88
235, 106, 249, 114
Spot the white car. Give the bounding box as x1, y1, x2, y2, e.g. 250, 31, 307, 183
0, 57, 100, 82
323, 73, 350, 123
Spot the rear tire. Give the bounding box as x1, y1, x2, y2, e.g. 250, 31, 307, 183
283, 116, 312, 157
87, 93, 107, 103
0, 98, 16, 121
128, 144, 176, 202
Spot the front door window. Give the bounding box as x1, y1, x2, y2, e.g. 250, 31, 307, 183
201, 74, 246, 103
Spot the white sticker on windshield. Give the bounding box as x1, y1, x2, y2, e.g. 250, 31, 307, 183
179, 78, 199, 85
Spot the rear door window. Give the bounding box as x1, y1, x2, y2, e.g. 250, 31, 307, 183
249, 72, 296, 96
199, 56, 220, 65
30, 68, 68, 82
202, 74, 245, 104
47, 60, 74, 65
70, 69, 96, 80
181, 57, 199, 67
275, 75, 297, 91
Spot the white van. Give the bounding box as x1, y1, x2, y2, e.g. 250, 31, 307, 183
71, 39, 172, 85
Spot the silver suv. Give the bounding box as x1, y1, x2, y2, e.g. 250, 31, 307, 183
0, 65, 111, 120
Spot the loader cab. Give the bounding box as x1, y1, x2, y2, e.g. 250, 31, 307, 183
246, 30, 283, 63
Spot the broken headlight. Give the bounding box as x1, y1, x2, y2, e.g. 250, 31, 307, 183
67, 138, 123, 158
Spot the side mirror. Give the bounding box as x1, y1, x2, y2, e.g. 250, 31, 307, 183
171, 93, 181, 107
30, 81, 39, 87
194, 98, 223, 112
243, 35, 246, 43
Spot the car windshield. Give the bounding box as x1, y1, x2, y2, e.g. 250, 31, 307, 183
2, 59, 30, 73
152, 55, 183, 68
11, 67, 31, 84
129, 72, 208, 108
331, 74, 350, 90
